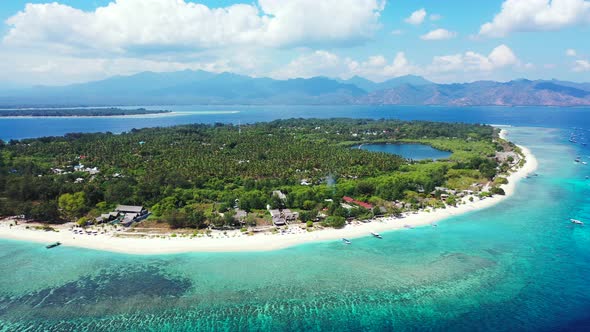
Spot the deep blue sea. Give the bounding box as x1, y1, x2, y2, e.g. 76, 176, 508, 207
2, 104, 590, 141
1, 105, 590, 331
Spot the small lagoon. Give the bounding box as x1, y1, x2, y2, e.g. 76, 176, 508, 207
356, 143, 451, 160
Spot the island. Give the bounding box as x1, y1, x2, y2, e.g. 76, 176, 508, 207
0, 118, 536, 253
0, 107, 171, 117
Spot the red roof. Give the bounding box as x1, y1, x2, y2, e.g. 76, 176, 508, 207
342, 196, 373, 209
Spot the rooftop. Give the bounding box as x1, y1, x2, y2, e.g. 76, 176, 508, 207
115, 205, 144, 213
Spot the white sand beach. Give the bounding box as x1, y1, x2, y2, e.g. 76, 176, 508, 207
0, 129, 538, 254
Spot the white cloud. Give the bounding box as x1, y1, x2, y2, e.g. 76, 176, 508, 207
488, 44, 519, 67
0, 48, 270, 85
0, 43, 529, 85
3, 0, 386, 53
523, 62, 536, 69
405, 8, 427, 25
356, 52, 415, 79
420, 29, 457, 40
566, 48, 577, 56
391, 29, 404, 35
428, 44, 519, 73
272, 51, 415, 82
430, 14, 442, 21
480, 0, 590, 37
272, 45, 521, 83
271, 50, 349, 79
573, 59, 590, 71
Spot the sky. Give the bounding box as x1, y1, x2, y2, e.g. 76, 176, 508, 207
0, 0, 588, 87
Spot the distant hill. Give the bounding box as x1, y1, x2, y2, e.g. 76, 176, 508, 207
359, 79, 590, 106
0, 70, 589, 107
339, 75, 432, 92
0, 70, 366, 106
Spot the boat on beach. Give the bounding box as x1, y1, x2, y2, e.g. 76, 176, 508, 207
342, 238, 352, 245
46, 242, 61, 249
570, 219, 584, 225
371, 232, 383, 239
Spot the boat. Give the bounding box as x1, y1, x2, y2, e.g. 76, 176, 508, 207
570, 219, 584, 225
46, 242, 61, 249
371, 232, 383, 239
342, 238, 352, 245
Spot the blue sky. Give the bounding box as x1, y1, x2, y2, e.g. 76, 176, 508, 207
0, 0, 588, 86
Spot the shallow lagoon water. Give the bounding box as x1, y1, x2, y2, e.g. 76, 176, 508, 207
1, 126, 589, 331
357, 143, 452, 160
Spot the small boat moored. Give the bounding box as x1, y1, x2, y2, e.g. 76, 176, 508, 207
371, 232, 383, 239
570, 219, 584, 225
342, 238, 352, 245
46, 242, 61, 249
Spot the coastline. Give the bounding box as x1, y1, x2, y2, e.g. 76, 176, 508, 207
0, 111, 182, 119
0, 110, 240, 119
0, 128, 538, 255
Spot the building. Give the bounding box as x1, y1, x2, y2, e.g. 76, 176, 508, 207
115, 205, 149, 227
495, 151, 520, 165
95, 211, 120, 224
342, 196, 373, 210
234, 209, 248, 223
115, 205, 145, 214
283, 209, 299, 221
73, 164, 100, 175
269, 209, 285, 226
51, 168, 65, 174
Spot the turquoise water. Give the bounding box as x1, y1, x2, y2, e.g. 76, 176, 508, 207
357, 143, 452, 160
1, 126, 590, 331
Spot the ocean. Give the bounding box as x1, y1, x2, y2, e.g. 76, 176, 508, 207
0, 106, 589, 331
2, 104, 590, 141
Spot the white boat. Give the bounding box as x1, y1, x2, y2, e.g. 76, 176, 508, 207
371, 232, 383, 239
570, 219, 584, 225
342, 238, 352, 245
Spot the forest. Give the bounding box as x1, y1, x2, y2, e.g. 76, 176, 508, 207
0, 118, 506, 229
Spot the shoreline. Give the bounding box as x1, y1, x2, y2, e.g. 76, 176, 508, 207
0, 128, 538, 255
0, 110, 240, 120
0, 111, 182, 119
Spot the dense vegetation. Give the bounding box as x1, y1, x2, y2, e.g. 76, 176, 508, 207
0, 118, 505, 229
0, 108, 169, 117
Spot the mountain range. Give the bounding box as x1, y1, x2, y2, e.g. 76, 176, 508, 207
1, 70, 589, 107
